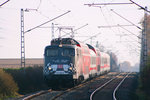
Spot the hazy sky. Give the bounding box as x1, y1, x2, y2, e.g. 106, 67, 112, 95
0, 0, 150, 65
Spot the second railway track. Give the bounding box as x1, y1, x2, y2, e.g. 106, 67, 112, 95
91, 72, 131, 100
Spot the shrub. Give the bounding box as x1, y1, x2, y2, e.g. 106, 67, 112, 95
0, 68, 18, 99
4, 66, 48, 94
138, 56, 150, 100
140, 57, 150, 95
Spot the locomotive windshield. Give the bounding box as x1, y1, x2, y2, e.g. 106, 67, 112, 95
46, 48, 75, 57
46, 48, 58, 56
62, 48, 75, 56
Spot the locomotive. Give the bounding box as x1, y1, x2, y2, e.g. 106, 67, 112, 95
43, 38, 110, 87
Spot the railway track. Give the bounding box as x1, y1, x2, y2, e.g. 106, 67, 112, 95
21, 75, 101, 100
90, 72, 131, 100
20, 72, 133, 100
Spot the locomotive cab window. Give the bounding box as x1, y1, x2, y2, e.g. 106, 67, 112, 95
62, 48, 75, 56
46, 48, 58, 56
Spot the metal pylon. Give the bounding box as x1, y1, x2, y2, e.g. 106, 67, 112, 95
21, 9, 25, 68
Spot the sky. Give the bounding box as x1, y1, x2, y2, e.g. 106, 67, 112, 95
0, 0, 150, 66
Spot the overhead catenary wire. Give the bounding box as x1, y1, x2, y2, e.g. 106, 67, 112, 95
83, 32, 102, 42
124, 38, 141, 49
61, 23, 88, 37
35, 0, 52, 19
98, 25, 134, 28
99, 7, 118, 34
118, 24, 141, 39
37, 0, 42, 10
84, 2, 133, 6
98, 24, 141, 44
110, 9, 142, 30
129, 0, 150, 13
0, 0, 10, 7
117, 38, 141, 49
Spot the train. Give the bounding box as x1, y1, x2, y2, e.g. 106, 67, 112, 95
43, 38, 110, 87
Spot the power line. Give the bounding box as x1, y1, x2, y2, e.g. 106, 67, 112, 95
37, 0, 42, 10
99, 7, 119, 35
36, 11, 50, 19
110, 9, 142, 30
129, 0, 150, 13
98, 25, 134, 28
86, 3, 129, 36
0, 0, 10, 7
83, 32, 102, 42
98, 24, 141, 44
84, 3, 133, 6
118, 24, 141, 39
61, 23, 88, 37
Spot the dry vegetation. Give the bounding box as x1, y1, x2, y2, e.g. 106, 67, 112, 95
138, 56, 150, 100
0, 69, 18, 99
0, 66, 49, 99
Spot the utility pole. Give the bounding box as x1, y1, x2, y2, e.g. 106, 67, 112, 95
51, 23, 54, 40
21, 9, 25, 68
20, 8, 37, 68
140, 7, 148, 71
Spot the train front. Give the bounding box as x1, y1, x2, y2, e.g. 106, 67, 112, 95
43, 45, 76, 86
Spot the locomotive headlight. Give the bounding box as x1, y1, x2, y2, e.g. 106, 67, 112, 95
69, 63, 73, 71
69, 67, 73, 70
48, 66, 52, 70
48, 64, 52, 71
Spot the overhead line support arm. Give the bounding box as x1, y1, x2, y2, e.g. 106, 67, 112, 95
110, 9, 142, 30
24, 10, 71, 33
118, 24, 141, 39
84, 3, 133, 6
129, 0, 150, 13
0, 0, 10, 7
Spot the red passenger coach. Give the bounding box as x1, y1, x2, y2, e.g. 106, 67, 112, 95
87, 44, 97, 77
100, 52, 110, 74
